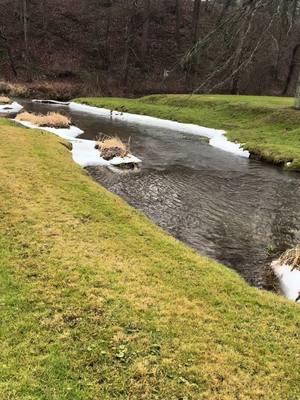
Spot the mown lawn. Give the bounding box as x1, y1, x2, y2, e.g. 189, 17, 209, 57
0, 118, 299, 399
74, 94, 300, 170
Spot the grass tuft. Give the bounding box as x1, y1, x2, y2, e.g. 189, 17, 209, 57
16, 111, 71, 128
95, 136, 129, 160
0, 95, 12, 104
278, 246, 300, 271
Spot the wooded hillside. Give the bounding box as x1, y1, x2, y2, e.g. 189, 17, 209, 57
0, 0, 300, 96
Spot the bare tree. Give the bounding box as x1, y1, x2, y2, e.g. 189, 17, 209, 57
0, 28, 18, 78
141, 0, 151, 58
230, 0, 253, 94
191, 0, 201, 44
283, 43, 300, 95
175, 0, 181, 50
0, 0, 300, 95
294, 71, 300, 109
23, 0, 29, 62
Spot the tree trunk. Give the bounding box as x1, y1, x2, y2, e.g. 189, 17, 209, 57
294, 71, 300, 109
191, 0, 201, 45
273, 0, 289, 81
283, 43, 300, 95
219, 0, 234, 22
141, 0, 150, 59
123, 13, 134, 85
230, 34, 245, 94
291, 0, 299, 26
23, 0, 29, 61
104, 4, 112, 68
175, 0, 181, 51
0, 30, 18, 78
41, 0, 48, 32
230, 1, 253, 94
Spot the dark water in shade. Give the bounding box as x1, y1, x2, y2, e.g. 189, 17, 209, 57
19, 99, 300, 289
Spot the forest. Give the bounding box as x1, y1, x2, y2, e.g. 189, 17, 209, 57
0, 0, 300, 97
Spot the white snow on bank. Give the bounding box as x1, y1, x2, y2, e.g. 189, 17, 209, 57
69, 102, 250, 158
14, 119, 83, 140
14, 118, 141, 168
0, 102, 23, 114
32, 99, 70, 106
271, 261, 300, 302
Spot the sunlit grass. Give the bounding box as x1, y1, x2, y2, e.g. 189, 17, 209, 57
0, 118, 299, 399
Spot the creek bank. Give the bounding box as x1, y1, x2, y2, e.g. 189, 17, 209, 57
69, 102, 250, 158
73, 95, 300, 170
14, 116, 141, 169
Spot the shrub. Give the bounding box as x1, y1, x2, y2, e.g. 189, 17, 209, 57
16, 112, 71, 128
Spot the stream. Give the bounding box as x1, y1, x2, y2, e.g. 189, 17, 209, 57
19, 99, 300, 290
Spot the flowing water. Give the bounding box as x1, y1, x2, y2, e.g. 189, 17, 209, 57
19, 99, 300, 290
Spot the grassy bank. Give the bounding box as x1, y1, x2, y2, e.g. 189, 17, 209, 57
74, 95, 300, 170
0, 118, 299, 399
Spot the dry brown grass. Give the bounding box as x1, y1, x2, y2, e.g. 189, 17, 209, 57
95, 136, 129, 160
278, 246, 300, 270
16, 112, 71, 128
0, 96, 12, 104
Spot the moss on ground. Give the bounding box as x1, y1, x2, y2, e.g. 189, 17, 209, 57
74, 94, 300, 170
0, 118, 299, 399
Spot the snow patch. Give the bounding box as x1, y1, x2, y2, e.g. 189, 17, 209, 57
0, 102, 23, 114
69, 102, 250, 158
71, 138, 142, 168
32, 99, 70, 106
14, 119, 83, 140
14, 118, 142, 168
271, 260, 300, 302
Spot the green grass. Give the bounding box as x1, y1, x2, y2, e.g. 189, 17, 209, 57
74, 94, 300, 170
0, 118, 299, 399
